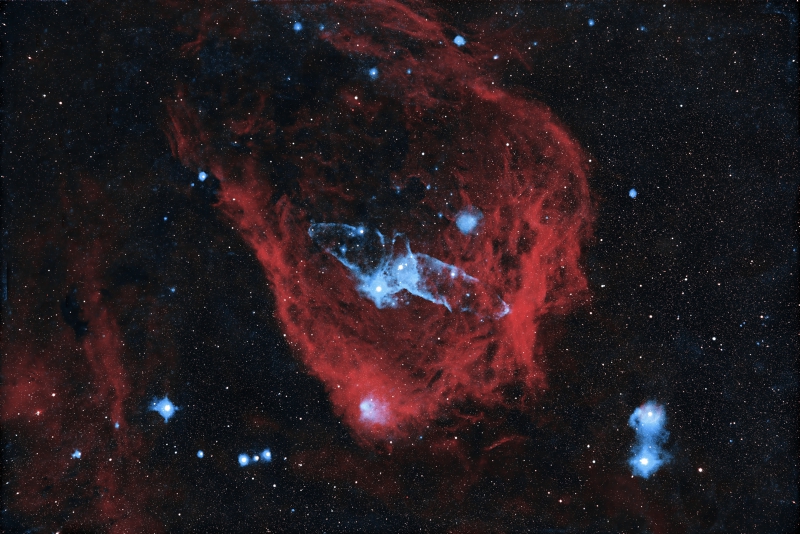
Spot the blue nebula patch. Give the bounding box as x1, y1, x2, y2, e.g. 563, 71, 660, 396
455, 206, 483, 235
359, 397, 389, 425
308, 223, 510, 319
629, 188, 637, 198
293, 22, 303, 32
261, 448, 272, 462
368, 67, 379, 79
588, 19, 595, 27
72, 450, 81, 459
197, 450, 204, 458
454, 35, 466, 47
628, 401, 670, 478
150, 396, 177, 423
238, 453, 250, 467
198, 171, 207, 182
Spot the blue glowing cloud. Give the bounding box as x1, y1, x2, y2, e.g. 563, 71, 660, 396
150, 396, 178, 423
359, 397, 389, 425
455, 206, 483, 235
628, 401, 670, 478
71, 450, 81, 459
308, 223, 509, 319
454, 35, 466, 46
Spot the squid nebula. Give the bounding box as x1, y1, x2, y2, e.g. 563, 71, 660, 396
165, 0, 593, 445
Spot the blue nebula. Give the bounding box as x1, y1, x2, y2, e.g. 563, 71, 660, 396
150, 396, 177, 423
629, 188, 637, 198
628, 401, 670, 478
368, 67, 379, 79
455, 206, 483, 235
406, 68, 412, 74
588, 18, 595, 27
261, 449, 272, 462
359, 397, 388, 424
308, 223, 510, 319
293, 22, 303, 32
238, 453, 250, 467
198, 171, 207, 182
454, 35, 466, 47
197, 450, 204, 458
114, 421, 119, 429
71, 450, 81, 459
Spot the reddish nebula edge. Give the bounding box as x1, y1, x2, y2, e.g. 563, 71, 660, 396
165, 0, 594, 445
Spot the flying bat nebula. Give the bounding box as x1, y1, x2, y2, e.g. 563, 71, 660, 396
165, 0, 593, 445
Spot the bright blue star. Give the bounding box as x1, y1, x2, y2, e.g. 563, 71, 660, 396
293, 22, 303, 32
588, 19, 595, 27
150, 396, 177, 423
454, 35, 466, 47
629, 188, 637, 198
238, 453, 250, 467
368, 67, 379, 79
197, 450, 204, 458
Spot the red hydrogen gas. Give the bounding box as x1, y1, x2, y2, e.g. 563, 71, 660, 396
166, 0, 593, 444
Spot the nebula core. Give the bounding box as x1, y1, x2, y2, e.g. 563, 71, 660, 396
165, 0, 593, 444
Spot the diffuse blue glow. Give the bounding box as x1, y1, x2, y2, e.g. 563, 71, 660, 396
588, 18, 595, 27
238, 453, 250, 467
150, 396, 177, 423
197, 450, 204, 458
629, 188, 637, 198
454, 35, 466, 46
359, 397, 388, 424
198, 171, 208, 182
308, 223, 510, 319
455, 206, 483, 235
628, 401, 670, 478
368, 67, 379, 79
293, 22, 303, 32
72, 450, 81, 459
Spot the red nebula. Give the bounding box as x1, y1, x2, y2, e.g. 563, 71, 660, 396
2, 180, 173, 533
166, 0, 593, 444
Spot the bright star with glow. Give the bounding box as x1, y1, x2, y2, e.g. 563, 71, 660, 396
150, 396, 177, 423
